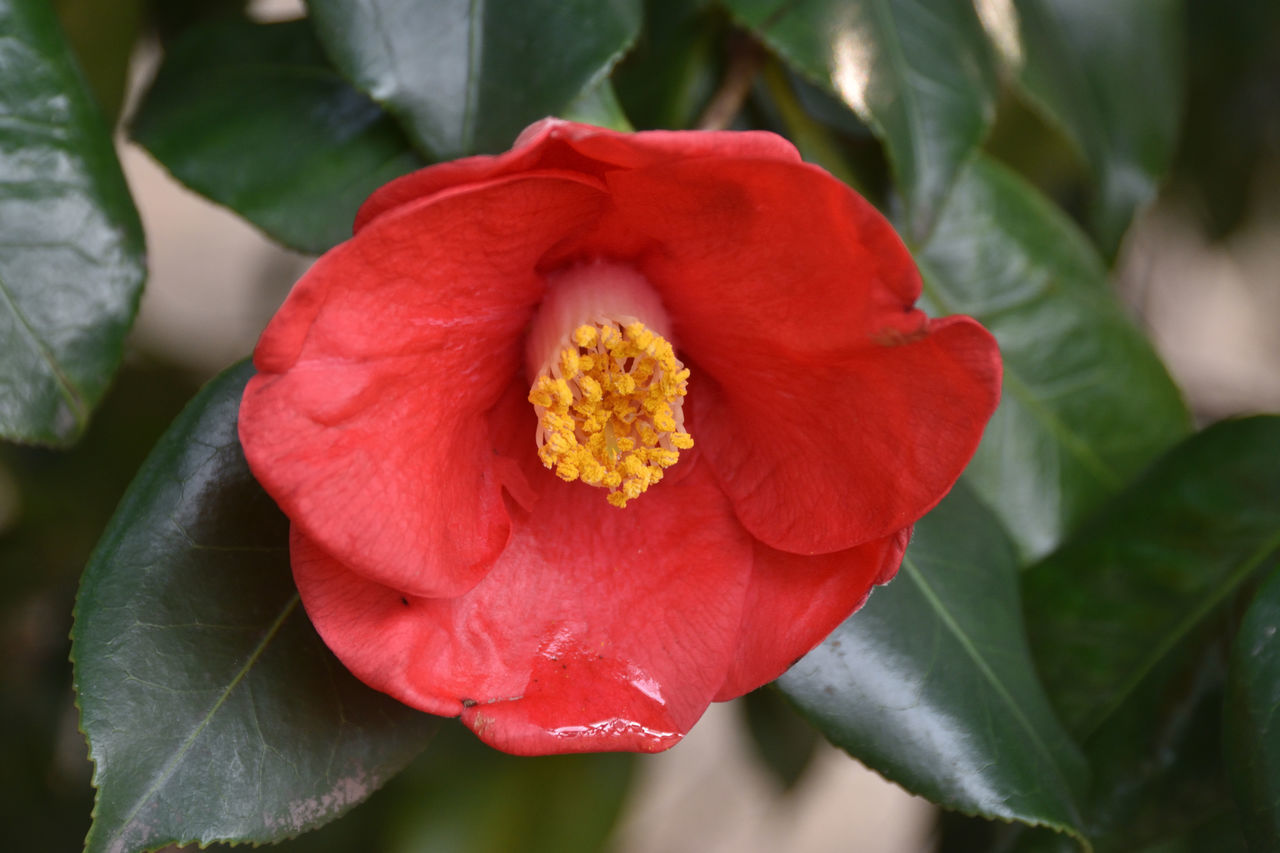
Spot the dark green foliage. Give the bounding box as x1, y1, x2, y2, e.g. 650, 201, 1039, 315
131, 19, 425, 255
73, 363, 437, 852
724, 0, 999, 241
0, 0, 145, 445
917, 156, 1190, 562
779, 484, 1090, 847
305, 0, 643, 158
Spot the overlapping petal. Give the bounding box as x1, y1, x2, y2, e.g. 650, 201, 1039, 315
242, 119, 1002, 755
290, 460, 753, 755
713, 529, 910, 701
598, 159, 1002, 553
241, 172, 608, 597
355, 118, 801, 232
692, 317, 1000, 554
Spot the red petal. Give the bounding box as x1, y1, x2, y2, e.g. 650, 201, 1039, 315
693, 318, 1000, 553
604, 159, 1002, 553
355, 118, 800, 232
290, 460, 754, 756
713, 528, 910, 701
240, 173, 607, 598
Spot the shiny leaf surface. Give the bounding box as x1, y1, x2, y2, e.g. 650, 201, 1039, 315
1225, 564, 1280, 851
0, 0, 145, 445
778, 484, 1089, 843
916, 154, 1190, 561
1011, 0, 1184, 255
130, 19, 424, 255
1024, 416, 1280, 735
73, 362, 437, 853
305, 0, 642, 158
724, 0, 998, 240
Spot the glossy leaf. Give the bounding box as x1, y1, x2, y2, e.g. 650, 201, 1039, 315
305, 0, 643, 159
0, 0, 145, 445
778, 484, 1089, 844
1024, 415, 1280, 735
73, 361, 437, 853
915, 154, 1190, 561
724, 0, 998, 240
1225, 564, 1280, 850
130, 19, 424, 255
1011, 0, 1184, 255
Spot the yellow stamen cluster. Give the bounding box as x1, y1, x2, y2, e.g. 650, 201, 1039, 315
529, 319, 693, 508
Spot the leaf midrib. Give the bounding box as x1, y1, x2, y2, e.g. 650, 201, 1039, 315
104, 593, 301, 848
915, 258, 1123, 489
1080, 529, 1280, 738
0, 268, 86, 432
904, 555, 1086, 824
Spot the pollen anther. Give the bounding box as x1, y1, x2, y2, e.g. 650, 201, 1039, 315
529, 316, 692, 508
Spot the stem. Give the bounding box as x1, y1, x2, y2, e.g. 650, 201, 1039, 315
695, 35, 767, 130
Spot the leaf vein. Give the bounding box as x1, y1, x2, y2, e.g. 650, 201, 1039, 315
107, 594, 301, 845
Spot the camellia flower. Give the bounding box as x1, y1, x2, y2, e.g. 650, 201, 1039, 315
238, 119, 1002, 756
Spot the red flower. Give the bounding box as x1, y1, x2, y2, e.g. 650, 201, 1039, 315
238, 119, 1001, 755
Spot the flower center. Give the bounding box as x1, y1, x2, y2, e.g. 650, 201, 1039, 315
526, 263, 693, 508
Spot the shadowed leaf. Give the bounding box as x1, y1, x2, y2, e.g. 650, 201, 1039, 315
131, 19, 424, 255
73, 361, 437, 853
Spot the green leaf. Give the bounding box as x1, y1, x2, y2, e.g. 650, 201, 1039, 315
777, 484, 1090, 846
612, 0, 722, 130
1024, 416, 1280, 736
915, 154, 1190, 562
1225, 563, 1280, 850
73, 361, 437, 853
0, 0, 145, 445
1069, 641, 1236, 853
1171, 0, 1280, 239
1006, 418, 1280, 853
1010, 0, 1184, 255
52, 0, 144, 124
130, 19, 425, 255
305, 0, 643, 159
723, 0, 998, 240
558, 78, 634, 133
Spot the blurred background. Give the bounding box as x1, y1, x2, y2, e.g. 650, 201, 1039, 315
2, 0, 1278, 850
